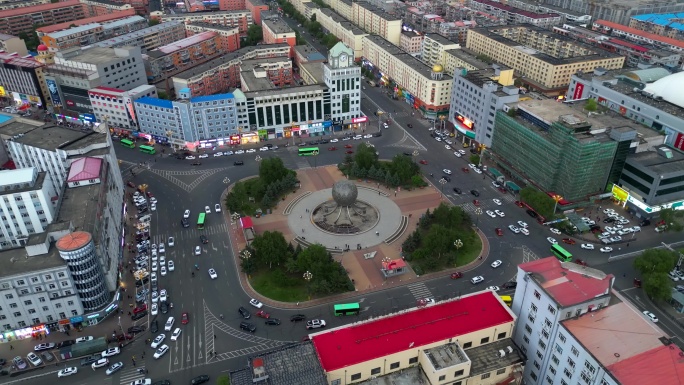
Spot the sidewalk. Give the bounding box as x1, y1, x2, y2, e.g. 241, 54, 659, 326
220, 165, 491, 309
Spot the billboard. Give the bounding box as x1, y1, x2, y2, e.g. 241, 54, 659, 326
46, 79, 62, 107
674, 132, 684, 151
572, 83, 584, 100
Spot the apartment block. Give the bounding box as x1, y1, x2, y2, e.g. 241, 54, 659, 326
39, 15, 148, 52
87, 84, 157, 131
468, 0, 562, 28
593, 19, 684, 55
630, 13, 684, 41
144, 32, 222, 82
35, 9, 136, 37
439, 20, 477, 44
400, 30, 423, 55
421, 34, 460, 72
0, 51, 48, 108
92, 21, 186, 53
314, 8, 367, 59
443, 47, 491, 76
172, 44, 290, 98
0, 33, 28, 56
0, 0, 49, 11
79, 0, 133, 17
246, 0, 269, 24
218, 0, 244, 11
362, 35, 452, 119
466, 25, 625, 94
537, 0, 684, 25
185, 22, 241, 53
161, 10, 253, 36
0, 0, 86, 36
350, 1, 401, 45
263, 19, 296, 56
325, 0, 352, 20
239, 57, 293, 91
505, 0, 591, 25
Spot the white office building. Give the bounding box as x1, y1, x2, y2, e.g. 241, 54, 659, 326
324, 42, 362, 129
0, 168, 58, 250
88, 84, 158, 131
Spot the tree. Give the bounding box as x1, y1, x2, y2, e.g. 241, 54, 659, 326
157, 90, 170, 100
633, 249, 677, 300
244, 25, 263, 46
353, 143, 378, 170
216, 374, 231, 385
469, 154, 480, 165
259, 157, 290, 185
520, 187, 555, 219
148, 19, 160, 27
659, 208, 684, 232
584, 98, 598, 112
251, 231, 290, 269
310, 13, 316, 22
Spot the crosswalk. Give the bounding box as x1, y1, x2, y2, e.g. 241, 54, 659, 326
151, 223, 231, 245
407, 282, 433, 301
117, 365, 149, 385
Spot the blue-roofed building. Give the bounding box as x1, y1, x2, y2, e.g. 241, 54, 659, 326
134, 97, 194, 144
630, 13, 684, 41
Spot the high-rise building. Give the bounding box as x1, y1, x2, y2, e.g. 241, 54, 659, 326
88, 85, 158, 132
262, 19, 296, 57
0, 51, 48, 108
324, 42, 362, 130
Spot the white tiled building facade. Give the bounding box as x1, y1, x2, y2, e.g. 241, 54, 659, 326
325, 43, 362, 126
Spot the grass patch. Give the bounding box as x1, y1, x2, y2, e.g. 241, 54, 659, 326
250, 269, 309, 302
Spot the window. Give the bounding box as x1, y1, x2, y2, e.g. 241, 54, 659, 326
548, 305, 556, 314
497, 332, 506, 339
5, 294, 13, 299
480, 337, 490, 344
389, 362, 399, 370
24, 300, 32, 306
568, 358, 576, 368
559, 333, 566, 343
481, 373, 490, 379
496, 368, 506, 375
454, 369, 464, 377
408, 357, 418, 365
584, 361, 595, 373
530, 372, 538, 381
534, 361, 541, 370
525, 324, 532, 334
555, 344, 563, 354
564, 368, 572, 378
350, 373, 361, 381
571, 346, 579, 357
438, 375, 445, 381
371, 368, 380, 375
462, 342, 472, 349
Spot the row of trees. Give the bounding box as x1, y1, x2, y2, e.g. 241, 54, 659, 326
243, 232, 354, 295
243, 25, 264, 47
339, 144, 427, 188
402, 204, 478, 274
634, 249, 678, 301
276, 0, 339, 49
225, 157, 297, 215
520, 186, 555, 219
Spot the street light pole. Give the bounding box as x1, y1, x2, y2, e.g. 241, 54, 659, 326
474, 208, 483, 228
439, 178, 447, 197
303, 270, 313, 300
377, 110, 384, 132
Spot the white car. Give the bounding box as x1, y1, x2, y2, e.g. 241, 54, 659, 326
57, 367, 78, 378
235, 149, 245, 155
105, 362, 123, 375
603, 208, 615, 214
508, 225, 520, 234
213, 152, 223, 157
486, 210, 497, 218
581, 244, 594, 250
131, 380, 152, 385
153, 345, 169, 359
185, 156, 196, 160
195, 246, 201, 255
204, 206, 211, 214
198, 154, 209, 159
170, 328, 182, 341
550, 228, 561, 235
246, 149, 256, 153
160, 255, 166, 265
151, 291, 159, 303
224, 150, 234, 155
75, 336, 94, 344
631, 226, 641, 232
444, 144, 451, 150
520, 228, 530, 236
330, 138, 339, 143
165, 317, 175, 331
259, 146, 269, 152
495, 210, 505, 217
249, 298, 263, 308
470, 276, 484, 284
600, 247, 613, 253
209, 268, 218, 279
453, 151, 462, 157
643, 310, 658, 323
183, 210, 190, 218
442, 168, 452, 175
215, 204, 221, 212
491, 260, 502, 268
168, 237, 174, 247
160, 289, 167, 303
101, 347, 120, 358
353, 135, 362, 140
26, 352, 43, 366
363, 134, 373, 139
150, 197, 157, 205
151, 243, 157, 251
473, 168, 482, 174
487, 286, 500, 292
160, 266, 167, 276
492, 199, 502, 205
168, 260, 175, 271
151, 261, 158, 272
150, 203, 156, 212
517, 221, 528, 228
151, 303, 158, 315
151, 334, 166, 349
159, 244, 165, 253
91, 358, 109, 370
435, 137, 442, 142
547, 237, 558, 245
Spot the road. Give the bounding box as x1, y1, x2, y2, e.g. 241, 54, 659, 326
10, 24, 684, 385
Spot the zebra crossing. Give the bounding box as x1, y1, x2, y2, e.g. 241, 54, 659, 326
151, 223, 231, 245
407, 282, 433, 301
117, 365, 149, 385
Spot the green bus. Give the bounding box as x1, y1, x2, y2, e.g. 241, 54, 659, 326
334, 303, 360, 316
197, 213, 206, 230
139, 145, 156, 155
120, 139, 135, 148
298, 147, 320, 156
550, 244, 572, 262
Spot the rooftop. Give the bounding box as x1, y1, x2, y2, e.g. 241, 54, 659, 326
0, 33, 18, 41
466, 338, 524, 376
67, 157, 102, 183
54, 175, 103, 235
263, 18, 295, 35
36, 9, 136, 34
471, 25, 622, 65
9, 124, 99, 151
161, 9, 250, 20
244, 83, 327, 99
229, 343, 327, 385
519, 257, 613, 307
0, 0, 80, 18
186, 21, 240, 32
93, 21, 183, 48
319, 8, 366, 35
172, 44, 290, 80
445, 47, 490, 70
294, 45, 326, 61
0, 51, 43, 69
48, 23, 102, 40
0, 167, 36, 189
57, 46, 135, 65
627, 147, 684, 175
472, 0, 560, 19
300, 62, 324, 84
148, 31, 217, 58
0, 244, 66, 279
311, 291, 514, 372
595, 19, 684, 50
135, 96, 173, 109
610, 340, 684, 385
0, 120, 41, 138
365, 35, 454, 80
354, 1, 400, 21
424, 33, 457, 46
631, 13, 684, 32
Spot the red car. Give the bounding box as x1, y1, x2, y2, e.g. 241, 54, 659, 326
127, 181, 136, 188
133, 304, 147, 314
344, 144, 353, 148
473, 200, 480, 206
116, 334, 133, 341
450, 272, 463, 279
498, 187, 507, 194
514, 201, 524, 208
461, 167, 470, 173
256, 310, 270, 319
562, 238, 576, 245
346, 150, 354, 154
419, 160, 428, 165
328, 146, 337, 151
146, 191, 153, 198
495, 228, 503, 236
181, 312, 189, 325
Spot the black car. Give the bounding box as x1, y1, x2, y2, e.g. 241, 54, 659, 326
238, 307, 251, 319
200, 235, 208, 244
80, 354, 102, 366
403, 152, 412, 156
150, 320, 159, 333
640, 219, 651, 226
502, 282, 517, 289
290, 314, 306, 322
442, 175, 451, 182
526, 209, 538, 218
128, 326, 145, 334
57, 340, 75, 348
240, 322, 256, 333
603, 217, 615, 223
452, 187, 462, 194
40, 352, 54, 362
131, 310, 147, 320
319, 139, 329, 144
161, 301, 169, 314
151, 280, 158, 292
191, 162, 202, 166
372, 132, 382, 137
265, 318, 281, 326
234, 161, 244, 166
135, 277, 149, 287
191, 375, 210, 385
265, 143, 273, 148
137, 207, 148, 214
181, 218, 190, 228
470, 190, 479, 197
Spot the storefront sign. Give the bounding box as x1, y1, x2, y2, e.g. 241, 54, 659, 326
81, 114, 96, 122
572, 83, 584, 100
674, 133, 684, 151
453, 113, 476, 139
0, 86, 5, 97
611, 184, 629, 202
229, 135, 240, 144
352, 116, 368, 124
104, 303, 118, 314
86, 313, 99, 319
70, 316, 84, 323
58, 319, 70, 325
627, 195, 684, 213
46, 79, 62, 107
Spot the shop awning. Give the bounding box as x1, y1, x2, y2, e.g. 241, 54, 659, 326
490, 168, 503, 178
240, 216, 253, 229
505, 181, 521, 192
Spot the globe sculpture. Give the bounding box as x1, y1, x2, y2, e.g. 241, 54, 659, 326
312, 180, 379, 234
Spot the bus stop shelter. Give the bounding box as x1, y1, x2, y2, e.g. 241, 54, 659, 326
505, 181, 521, 193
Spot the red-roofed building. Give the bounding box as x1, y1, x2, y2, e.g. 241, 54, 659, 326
67, 157, 103, 186
593, 19, 684, 52
512, 257, 615, 384
0, 0, 86, 36
311, 291, 521, 384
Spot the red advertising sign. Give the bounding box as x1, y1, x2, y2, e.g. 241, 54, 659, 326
572, 83, 584, 101
66, 100, 75, 106
674, 133, 684, 151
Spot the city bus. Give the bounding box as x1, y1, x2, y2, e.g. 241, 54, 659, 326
500, 295, 512, 307
298, 147, 320, 156
139, 145, 156, 155
550, 244, 573, 262
333, 303, 360, 316
120, 139, 135, 148
197, 213, 206, 230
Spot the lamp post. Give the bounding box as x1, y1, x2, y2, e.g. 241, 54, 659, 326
474, 207, 483, 228
303, 270, 313, 300
454, 239, 463, 252
117, 316, 125, 338
291, 121, 297, 146
438, 177, 447, 197
439, 115, 446, 135
241, 250, 252, 278
377, 110, 384, 132
552, 194, 563, 214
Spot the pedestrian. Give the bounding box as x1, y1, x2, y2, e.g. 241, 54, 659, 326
128, 311, 131, 316
302, 229, 305, 233
9, 344, 13, 350
300, 215, 302, 219
214, 335, 216, 339
623, 273, 626, 278
376, 231, 379, 236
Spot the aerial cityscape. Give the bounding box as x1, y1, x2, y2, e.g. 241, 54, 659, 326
0, 0, 684, 383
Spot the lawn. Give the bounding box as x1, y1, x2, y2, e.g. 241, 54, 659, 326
250, 269, 309, 302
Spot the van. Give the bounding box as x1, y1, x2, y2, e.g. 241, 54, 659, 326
139, 215, 151, 223
499, 295, 512, 307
